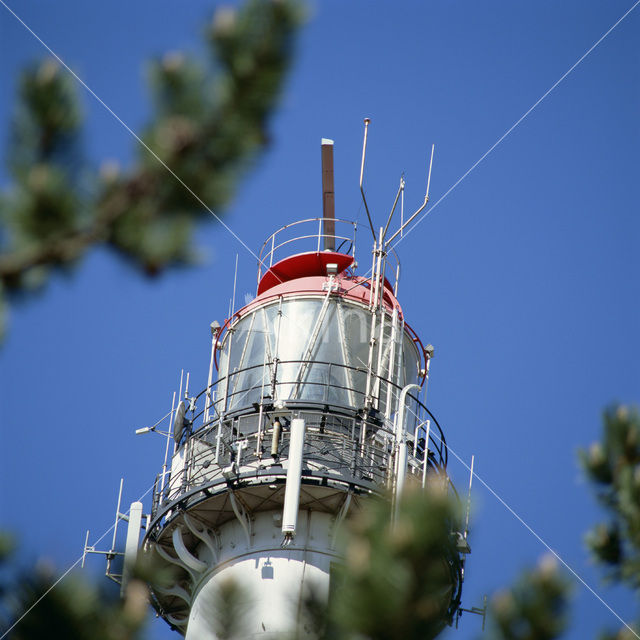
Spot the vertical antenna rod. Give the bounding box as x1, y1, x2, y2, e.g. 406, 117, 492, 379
231, 254, 239, 316
359, 118, 377, 241
382, 174, 405, 242
321, 138, 335, 251
386, 143, 435, 246
111, 478, 124, 552
426, 142, 435, 201
464, 454, 475, 539
160, 391, 176, 496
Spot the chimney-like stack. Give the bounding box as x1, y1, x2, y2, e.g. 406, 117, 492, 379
321, 138, 335, 251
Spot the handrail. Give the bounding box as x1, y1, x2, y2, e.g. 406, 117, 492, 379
257, 218, 358, 282
169, 357, 448, 469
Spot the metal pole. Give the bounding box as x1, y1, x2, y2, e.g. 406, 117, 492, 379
384, 308, 399, 421
422, 419, 431, 489
282, 418, 306, 537
386, 144, 435, 246
359, 118, 376, 241
178, 369, 184, 407
231, 254, 239, 317
160, 391, 176, 497
464, 455, 475, 539
204, 328, 218, 424
111, 478, 124, 552
393, 384, 420, 523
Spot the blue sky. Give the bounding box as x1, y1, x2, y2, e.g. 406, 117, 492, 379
1, 1, 639, 638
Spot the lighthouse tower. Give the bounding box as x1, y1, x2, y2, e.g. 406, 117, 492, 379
126, 136, 465, 638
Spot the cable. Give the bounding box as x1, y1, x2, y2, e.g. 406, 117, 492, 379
0, 482, 156, 640
0, 0, 273, 273
447, 444, 640, 640
391, 0, 640, 252
397, 395, 639, 639
0, 558, 83, 640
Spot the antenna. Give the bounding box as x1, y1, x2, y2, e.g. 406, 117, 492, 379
231, 254, 239, 316
359, 118, 377, 241
422, 419, 431, 489
321, 138, 335, 251
111, 477, 124, 553
386, 143, 435, 246
426, 142, 435, 200
160, 391, 176, 495
382, 174, 405, 243
173, 400, 187, 443
134, 407, 176, 436
82, 479, 126, 582
456, 596, 487, 631
400, 174, 405, 237
82, 479, 147, 592
204, 321, 221, 423
464, 454, 474, 540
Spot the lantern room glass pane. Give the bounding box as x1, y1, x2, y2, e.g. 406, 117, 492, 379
217, 298, 420, 416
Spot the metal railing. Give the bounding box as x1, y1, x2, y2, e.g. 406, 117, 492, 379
148, 359, 449, 520
257, 218, 358, 282
255, 217, 404, 298
190, 358, 446, 461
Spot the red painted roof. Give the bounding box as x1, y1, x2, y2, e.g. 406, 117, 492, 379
257, 251, 355, 295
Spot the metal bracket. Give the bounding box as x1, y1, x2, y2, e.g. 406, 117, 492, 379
229, 491, 252, 547
154, 541, 200, 584
455, 595, 488, 631
183, 513, 221, 565
82, 478, 144, 585
330, 490, 352, 549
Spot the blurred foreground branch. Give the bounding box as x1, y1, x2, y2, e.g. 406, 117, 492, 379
0, 0, 303, 340
580, 406, 640, 639
5, 407, 639, 639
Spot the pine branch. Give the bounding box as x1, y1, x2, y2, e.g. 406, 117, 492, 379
0, 0, 304, 338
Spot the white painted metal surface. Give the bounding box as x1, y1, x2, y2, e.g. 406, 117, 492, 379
282, 418, 306, 536
122, 501, 143, 594
184, 511, 336, 639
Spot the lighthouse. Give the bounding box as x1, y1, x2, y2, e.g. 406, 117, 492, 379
122, 133, 466, 638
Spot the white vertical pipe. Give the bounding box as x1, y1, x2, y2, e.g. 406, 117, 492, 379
204, 334, 216, 423
400, 179, 404, 238
364, 233, 382, 407
272, 297, 283, 401
282, 418, 306, 536
111, 478, 124, 551
384, 308, 399, 421
121, 501, 143, 595
393, 384, 420, 523
373, 304, 387, 409
422, 419, 431, 489
368, 240, 376, 308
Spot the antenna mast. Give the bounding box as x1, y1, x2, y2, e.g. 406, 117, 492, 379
386, 143, 435, 246
359, 118, 377, 241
